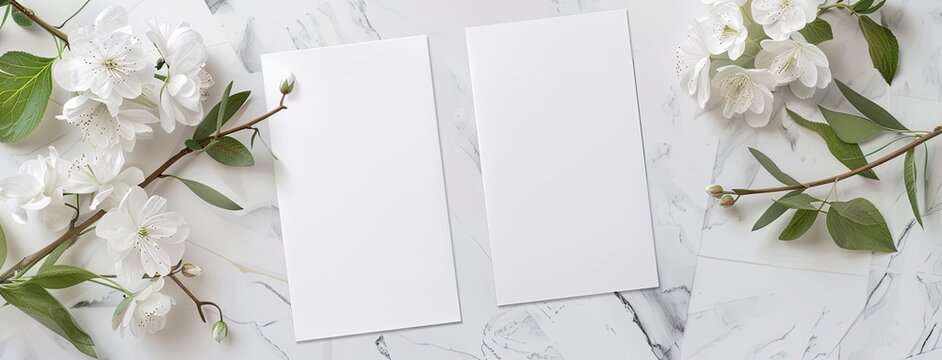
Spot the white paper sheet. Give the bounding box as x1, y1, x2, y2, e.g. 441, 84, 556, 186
466, 10, 659, 306
261, 36, 461, 341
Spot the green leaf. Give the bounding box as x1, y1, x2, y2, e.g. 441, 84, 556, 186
787, 108, 879, 180
38, 237, 74, 273
185, 139, 203, 151
11, 9, 31, 27
819, 106, 886, 143
0, 0, 12, 7
29, 265, 99, 289
0, 223, 6, 269
0, 51, 55, 143
215, 81, 233, 138
1, 6, 11, 30
799, 18, 833, 45
111, 295, 134, 330
193, 90, 250, 140
753, 190, 805, 231
748, 147, 801, 186
779, 209, 819, 241
858, 16, 899, 84
857, 0, 886, 14
0, 284, 97, 358
904, 149, 923, 228
206, 136, 255, 167
164, 175, 243, 210
834, 79, 907, 130
826, 198, 896, 252
773, 193, 822, 211
851, 0, 875, 12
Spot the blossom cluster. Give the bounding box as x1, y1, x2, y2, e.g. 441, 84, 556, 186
677, 0, 831, 127
0, 6, 211, 338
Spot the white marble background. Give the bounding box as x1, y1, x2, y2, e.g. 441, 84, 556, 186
0, 0, 940, 359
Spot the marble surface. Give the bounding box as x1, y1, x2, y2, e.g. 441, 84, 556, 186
0, 0, 940, 359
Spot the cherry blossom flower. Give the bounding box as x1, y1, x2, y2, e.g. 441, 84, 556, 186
63, 150, 144, 211
755, 34, 831, 99
146, 18, 210, 132
676, 23, 712, 108
713, 65, 778, 127
57, 94, 159, 150
0, 147, 72, 230
701, 1, 749, 60
53, 6, 155, 108
97, 187, 188, 280
751, 0, 823, 40
113, 277, 175, 338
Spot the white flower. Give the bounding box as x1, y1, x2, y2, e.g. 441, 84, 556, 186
713, 65, 778, 127
113, 277, 175, 338
676, 23, 712, 108
146, 18, 209, 133
97, 187, 188, 280
63, 150, 144, 211
57, 94, 159, 151
53, 6, 155, 106
751, 0, 823, 40
700, 2, 749, 60
0, 147, 72, 230
755, 34, 831, 99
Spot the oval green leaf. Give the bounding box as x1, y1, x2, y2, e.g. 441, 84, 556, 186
0, 223, 6, 269
834, 79, 906, 130
826, 198, 896, 252
0, 284, 97, 358
819, 106, 886, 143
787, 108, 879, 180
206, 136, 255, 167
29, 265, 99, 289
11, 9, 32, 27
165, 175, 243, 210
779, 209, 818, 241
0, 51, 55, 143
799, 18, 833, 45
193, 90, 250, 140
773, 193, 822, 211
752, 189, 805, 231
904, 149, 923, 227
749, 147, 801, 186
858, 16, 899, 84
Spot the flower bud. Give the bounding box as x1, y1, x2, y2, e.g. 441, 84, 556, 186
181, 263, 202, 278
280, 72, 296, 95
705, 184, 724, 198
213, 320, 228, 342
719, 194, 736, 208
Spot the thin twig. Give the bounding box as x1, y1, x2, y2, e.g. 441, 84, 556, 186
733, 126, 942, 195
55, 0, 90, 29
10, 1, 69, 44
167, 274, 223, 323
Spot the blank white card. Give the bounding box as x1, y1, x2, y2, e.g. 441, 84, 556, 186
467, 10, 659, 305
261, 36, 461, 341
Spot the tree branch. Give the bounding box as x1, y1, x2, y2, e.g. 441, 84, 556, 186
0, 102, 289, 282
732, 125, 942, 195
10, 1, 69, 44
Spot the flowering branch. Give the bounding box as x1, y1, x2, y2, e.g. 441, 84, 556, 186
9, 0, 69, 44
728, 125, 942, 196
0, 96, 289, 283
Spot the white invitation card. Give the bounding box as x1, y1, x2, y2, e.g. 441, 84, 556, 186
261, 36, 461, 341
466, 10, 659, 305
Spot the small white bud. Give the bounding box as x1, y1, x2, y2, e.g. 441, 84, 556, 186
181, 263, 202, 278
705, 184, 724, 198
280, 72, 296, 95
213, 321, 228, 343
719, 194, 736, 208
